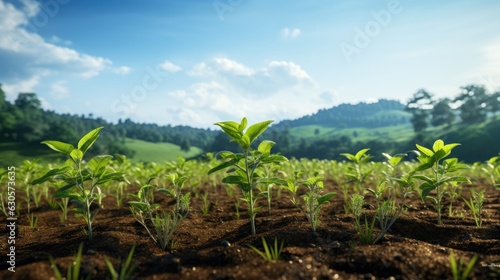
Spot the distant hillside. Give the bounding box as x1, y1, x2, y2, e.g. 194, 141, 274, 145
274, 99, 410, 129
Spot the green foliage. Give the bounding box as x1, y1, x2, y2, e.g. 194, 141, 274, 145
104, 245, 137, 280
463, 189, 485, 228
129, 169, 190, 250
49, 243, 89, 280
248, 236, 284, 262
208, 117, 287, 235
412, 139, 470, 225
449, 250, 478, 280
32, 127, 128, 240
302, 176, 335, 232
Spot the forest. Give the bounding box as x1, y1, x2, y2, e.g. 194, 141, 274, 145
1, 83, 499, 164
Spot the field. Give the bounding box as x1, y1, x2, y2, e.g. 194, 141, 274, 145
124, 138, 203, 163
0, 147, 499, 279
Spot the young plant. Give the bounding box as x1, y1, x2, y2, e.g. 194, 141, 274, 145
463, 189, 485, 228
104, 245, 137, 280
27, 213, 38, 228
49, 243, 90, 280
208, 117, 287, 235
153, 210, 182, 250
32, 127, 128, 239
412, 139, 470, 225
129, 173, 189, 250
341, 148, 374, 194
128, 180, 159, 244
200, 192, 211, 214
248, 236, 284, 262
341, 148, 374, 214
281, 171, 303, 209
158, 173, 191, 218
449, 250, 478, 280
302, 176, 336, 232
350, 194, 375, 244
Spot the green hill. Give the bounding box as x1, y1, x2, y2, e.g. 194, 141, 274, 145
125, 138, 203, 163
0, 138, 204, 167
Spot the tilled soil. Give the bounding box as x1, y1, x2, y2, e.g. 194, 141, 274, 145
0, 182, 499, 280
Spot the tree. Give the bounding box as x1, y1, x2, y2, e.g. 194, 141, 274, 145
453, 85, 488, 123
487, 91, 500, 116
431, 98, 455, 127
405, 89, 433, 133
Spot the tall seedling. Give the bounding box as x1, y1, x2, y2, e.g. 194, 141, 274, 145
32, 127, 127, 240
413, 139, 469, 225
208, 117, 287, 235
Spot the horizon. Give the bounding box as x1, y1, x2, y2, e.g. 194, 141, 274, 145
1, 0, 499, 129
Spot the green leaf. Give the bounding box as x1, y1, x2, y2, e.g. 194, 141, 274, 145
415, 144, 433, 157
432, 139, 444, 152
257, 177, 286, 185
317, 192, 336, 204
97, 172, 126, 184
53, 189, 81, 200
442, 143, 460, 156
238, 117, 248, 132
222, 175, 247, 185
419, 182, 435, 199
128, 201, 149, 212
31, 166, 71, 184
340, 153, 356, 162
244, 120, 273, 145
69, 149, 83, 163
208, 158, 240, 175
257, 140, 275, 155
78, 126, 103, 155
157, 188, 175, 196
355, 148, 370, 162
260, 154, 288, 164
41, 140, 74, 156
214, 121, 242, 142
87, 155, 113, 176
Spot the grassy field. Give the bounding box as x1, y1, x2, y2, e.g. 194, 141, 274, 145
0, 142, 65, 166
125, 138, 203, 163
0, 138, 204, 167
289, 123, 415, 142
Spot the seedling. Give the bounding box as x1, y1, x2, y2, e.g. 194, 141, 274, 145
208, 117, 287, 235
464, 189, 485, 228
27, 213, 38, 228
200, 192, 211, 214
302, 176, 336, 232
49, 243, 90, 280
412, 139, 469, 225
341, 148, 373, 213
449, 250, 478, 280
248, 236, 284, 262
129, 173, 189, 250
350, 194, 375, 244
104, 245, 137, 280
32, 127, 128, 239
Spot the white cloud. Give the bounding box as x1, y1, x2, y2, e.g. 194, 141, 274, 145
50, 35, 72, 46
50, 81, 69, 99
188, 57, 254, 77
0, 0, 123, 92
2, 76, 40, 100
112, 66, 132, 75
19, 0, 39, 17
213, 57, 255, 76
159, 61, 182, 73
281, 28, 301, 38
267, 61, 313, 82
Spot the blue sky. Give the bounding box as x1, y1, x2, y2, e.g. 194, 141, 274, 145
1, 0, 499, 128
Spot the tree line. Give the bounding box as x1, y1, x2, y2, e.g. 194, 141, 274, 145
405, 84, 500, 133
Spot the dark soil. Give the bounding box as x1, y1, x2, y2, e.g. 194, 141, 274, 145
1, 182, 499, 280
